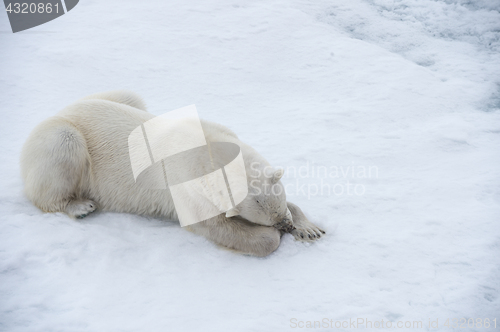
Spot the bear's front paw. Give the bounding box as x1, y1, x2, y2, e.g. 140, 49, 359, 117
291, 225, 325, 242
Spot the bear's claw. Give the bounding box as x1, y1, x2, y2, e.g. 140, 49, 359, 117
292, 224, 325, 242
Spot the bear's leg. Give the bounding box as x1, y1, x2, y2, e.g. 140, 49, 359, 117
21, 116, 96, 219
186, 215, 281, 257
287, 202, 325, 242
79, 90, 148, 112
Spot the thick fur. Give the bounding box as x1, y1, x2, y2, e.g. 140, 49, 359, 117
21, 91, 324, 256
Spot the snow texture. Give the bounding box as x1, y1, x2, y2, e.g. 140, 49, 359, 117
1, 0, 500, 331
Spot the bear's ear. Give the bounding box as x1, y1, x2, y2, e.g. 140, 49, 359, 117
225, 207, 240, 218
272, 168, 284, 184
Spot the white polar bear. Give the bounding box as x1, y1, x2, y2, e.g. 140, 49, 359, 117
20, 91, 325, 256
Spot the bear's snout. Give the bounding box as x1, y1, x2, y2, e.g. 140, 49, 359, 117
274, 218, 295, 233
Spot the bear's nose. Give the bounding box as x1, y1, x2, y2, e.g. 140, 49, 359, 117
274, 218, 295, 233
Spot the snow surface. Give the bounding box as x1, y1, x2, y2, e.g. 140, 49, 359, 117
1, 0, 500, 331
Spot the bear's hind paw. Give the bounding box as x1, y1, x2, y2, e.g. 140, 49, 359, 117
66, 199, 97, 219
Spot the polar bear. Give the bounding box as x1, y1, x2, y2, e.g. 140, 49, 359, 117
20, 91, 325, 256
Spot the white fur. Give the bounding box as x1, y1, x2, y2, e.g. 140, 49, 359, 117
21, 91, 324, 256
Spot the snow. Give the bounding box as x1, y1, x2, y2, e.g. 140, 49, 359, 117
1, 0, 500, 331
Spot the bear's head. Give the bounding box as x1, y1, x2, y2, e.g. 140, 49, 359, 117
225, 166, 295, 232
